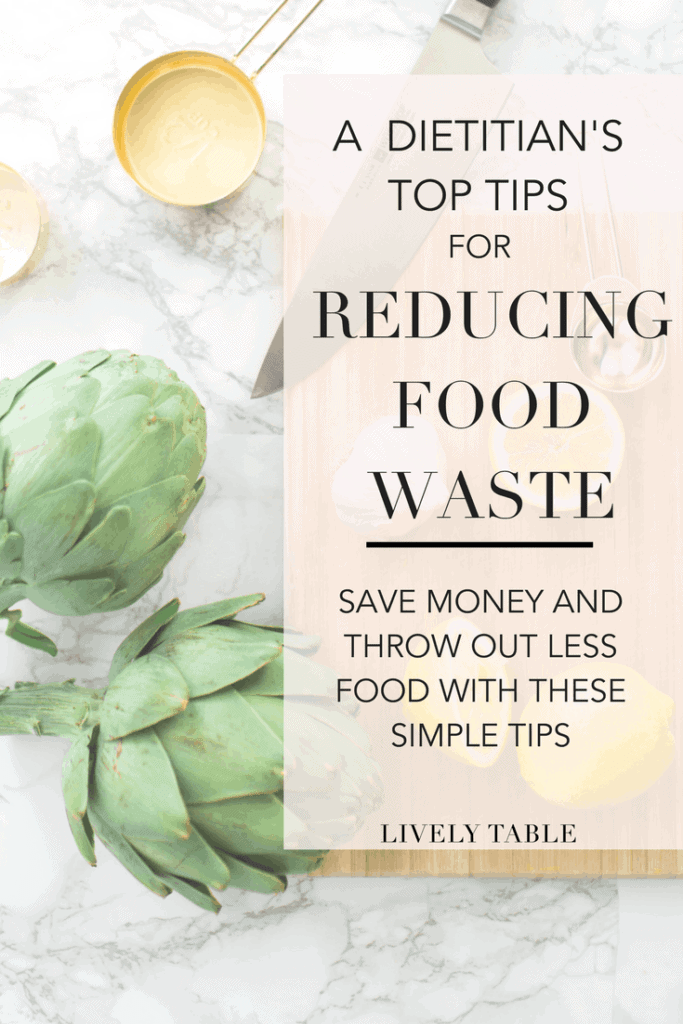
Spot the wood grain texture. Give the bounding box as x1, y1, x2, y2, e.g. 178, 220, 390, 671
314, 849, 683, 877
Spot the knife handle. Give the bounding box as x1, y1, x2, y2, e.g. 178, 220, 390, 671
443, 0, 499, 39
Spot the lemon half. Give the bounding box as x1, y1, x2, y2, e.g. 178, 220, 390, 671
489, 382, 625, 512
517, 662, 674, 807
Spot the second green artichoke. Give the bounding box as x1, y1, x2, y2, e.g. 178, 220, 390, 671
0, 594, 341, 910
0, 349, 206, 653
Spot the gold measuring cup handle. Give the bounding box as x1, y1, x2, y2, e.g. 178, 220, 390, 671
232, 0, 326, 78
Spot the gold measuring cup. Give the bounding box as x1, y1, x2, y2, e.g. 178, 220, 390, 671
0, 164, 49, 285
113, 0, 324, 207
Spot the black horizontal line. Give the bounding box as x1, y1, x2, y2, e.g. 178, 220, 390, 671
366, 541, 594, 549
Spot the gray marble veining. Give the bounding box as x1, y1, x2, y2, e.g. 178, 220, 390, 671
0, 873, 617, 1023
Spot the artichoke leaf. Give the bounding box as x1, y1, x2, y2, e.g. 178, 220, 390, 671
14, 480, 96, 581
0, 585, 30, 615
238, 651, 336, 700
154, 379, 203, 424
0, 609, 58, 657
56, 506, 132, 578
224, 620, 283, 644
131, 825, 231, 890
156, 594, 265, 644
253, 850, 327, 876
69, 811, 96, 868
152, 394, 186, 435
189, 790, 296, 864
102, 654, 189, 739
3, 376, 102, 436
89, 394, 153, 480
96, 585, 130, 611
232, 689, 284, 742
28, 350, 110, 390
0, 528, 23, 579
3, 418, 100, 519
104, 532, 185, 611
93, 729, 190, 843
233, 660, 283, 698
158, 687, 283, 804
165, 432, 203, 483
174, 476, 205, 534
218, 853, 286, 895
0, 439, 5, 516
286, 700, 369, 744
109, 598, 180, 682
284, 704, 379, 787
87, 802, 171, 898
25, 577, 117, 617
158, 873, 221, 913
63, 732, 96, 864
90, 353, 177, 410
188, 793, 288, 857
63, 731, 92, 817
0, 360, 54, 420
281, 652, 338, 698
91, 374, 156, 410
94, 417, 175, 509
159, 624, 281, 699
114, 475, 189, 563
282, 631, 321, 654
243, 623, 286, 635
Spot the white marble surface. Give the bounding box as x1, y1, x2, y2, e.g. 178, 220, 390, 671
0, 876, 616, 1024
1, 0, 683, 1020
614, 880, 683, 1023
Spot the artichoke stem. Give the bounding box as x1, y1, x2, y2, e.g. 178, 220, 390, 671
0, 684, 104, 739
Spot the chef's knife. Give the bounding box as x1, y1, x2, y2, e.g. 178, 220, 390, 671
251, 0, 504, 398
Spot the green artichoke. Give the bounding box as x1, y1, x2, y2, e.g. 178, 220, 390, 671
0, 350, 206, 654
0, 594, 332, 912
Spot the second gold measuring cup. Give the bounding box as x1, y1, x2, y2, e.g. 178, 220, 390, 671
113, 0, 324, 207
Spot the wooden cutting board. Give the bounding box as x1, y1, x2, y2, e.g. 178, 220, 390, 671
315, 850, 683, 877
288, 206, 683, 879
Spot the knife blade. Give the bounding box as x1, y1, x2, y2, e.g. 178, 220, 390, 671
251, 0, 504, 399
